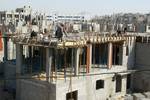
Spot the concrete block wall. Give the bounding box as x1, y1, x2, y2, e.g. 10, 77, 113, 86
20, 79, 56, 100
133, 72, 150, 92
18, 73, 127, 100
133, 43, 150, 92
135, 43, 150, 68
56, 74, 127, 100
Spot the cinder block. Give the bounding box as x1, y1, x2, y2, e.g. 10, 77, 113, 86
124, 94, 133, 100
132, 93, 146, 100
139, 98, 150, 100
143, 92, 150, 98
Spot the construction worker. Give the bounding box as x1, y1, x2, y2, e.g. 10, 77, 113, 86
0, 30, 3, 51
55, 23, 67, 41
124, 27, 127, 34
30, 30, 37, 38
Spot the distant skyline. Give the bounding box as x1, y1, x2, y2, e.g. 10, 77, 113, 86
1, 0, 150, 17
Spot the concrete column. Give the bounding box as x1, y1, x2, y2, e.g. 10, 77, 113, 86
128, 37, 136, 69
122, 41, 127, 68
46, 48, 52, 82
71, 48, 74, 73
16, 44, 23, 100
107, 42, 113, 69
86, 44, 92, 73
3, 37, 8, 61
74, 48, 80, 76
54, 49, 58, 82
16, 44, 23, 75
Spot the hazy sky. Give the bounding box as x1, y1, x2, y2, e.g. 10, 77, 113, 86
0, 0, 150, 17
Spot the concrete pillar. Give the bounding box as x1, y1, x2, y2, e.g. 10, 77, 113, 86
46, 48, 52, 82
128, 37, 136, 69
86, 44, 92, 73
54, 49, 58, 81
107, 42, 113, 69
3, 37, 8, 61
16, 44, 23, 100
16, 44, 23, 75
74, 48, 80, 76
71, 48, 74, 74
122, 41, 127, 68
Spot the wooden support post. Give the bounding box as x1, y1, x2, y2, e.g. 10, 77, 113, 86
86, 44, 92, 73
46, 48, 52, 82
107, 42, 113, 69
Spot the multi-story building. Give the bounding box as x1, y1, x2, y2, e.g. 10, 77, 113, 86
2, 6, 150, 100
0, 32, 136, 100
0, 6, 32, 26
46, 14, 84, 23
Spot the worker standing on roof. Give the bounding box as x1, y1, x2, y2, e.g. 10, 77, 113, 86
55, 23, 67, 41
0, 30, 3, 51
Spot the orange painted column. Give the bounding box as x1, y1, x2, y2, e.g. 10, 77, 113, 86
107, 42, 113, 69
0, 31, 3, 51
86, 44, 92, 73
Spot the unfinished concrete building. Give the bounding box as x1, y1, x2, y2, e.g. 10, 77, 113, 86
0, 32, 137, 100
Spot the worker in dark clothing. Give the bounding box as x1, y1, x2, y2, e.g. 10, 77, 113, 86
124, 27, 127, 33
55, 23, 67, 41
117, 30, 121, 35
31, 30, 37, 38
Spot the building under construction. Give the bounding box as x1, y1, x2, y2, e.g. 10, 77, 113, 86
1, 6, 150, 100
0, 31, 139, 100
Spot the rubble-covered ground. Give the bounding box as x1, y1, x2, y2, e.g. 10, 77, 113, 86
124, 92, 150, 100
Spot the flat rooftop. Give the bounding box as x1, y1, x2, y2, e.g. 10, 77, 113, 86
6, 32, 136, 48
